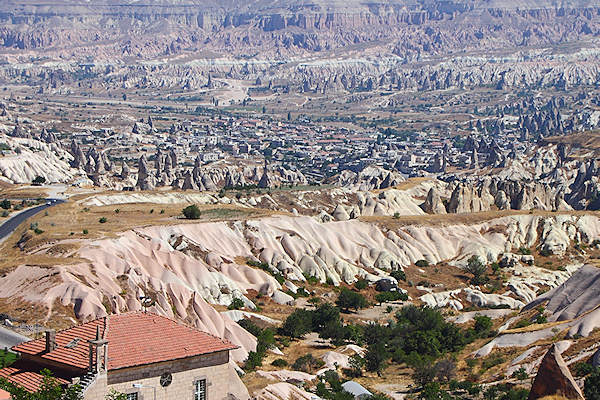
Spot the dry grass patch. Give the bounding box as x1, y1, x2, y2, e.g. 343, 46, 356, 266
0, 185, 49, 199
362, 210, 600, 228
371, 177, 433, 193
0, 194, 280, 275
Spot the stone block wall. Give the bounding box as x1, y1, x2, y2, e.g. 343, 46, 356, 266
83, 351, 247, 400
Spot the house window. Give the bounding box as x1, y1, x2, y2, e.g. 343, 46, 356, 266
126, 393, 138, 400
194, 379, 207, 400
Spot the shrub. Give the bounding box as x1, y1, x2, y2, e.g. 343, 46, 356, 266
292, 354, 324, 373
511, 367, 528, 381
82, 229, 88, 235
271, 359, 288, 368
303, 273, 319, 285
415, 259, 429, 268
390, 269, 406, 282
308, 297, 321, 306
375, 291, 408, 303
98, 217, 107, 223
228, 297, 244, 310
474, 315, 493, 336
585, 368, 600, 400
515, 319, 530, 329
420, 382, 447, 400
491, 262, 500, 275
245, 350, 263, 370
335, 288, 367, 312
539, 248, 552, 257
182, 204, 201, 219
243, 325, 275, 371
518, 247, 531, 255
434, 358, 457, 382
574, 362, 596, 377
480, 354, 505, 371
0, 199, 11, 210
354, 279, 368, 290
465, 255, 487, 285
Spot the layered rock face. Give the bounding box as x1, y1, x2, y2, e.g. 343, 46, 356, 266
0, 1, 599, 92
0, 1, 597, 58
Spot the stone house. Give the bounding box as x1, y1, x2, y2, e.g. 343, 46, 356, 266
0, 312, 249, 400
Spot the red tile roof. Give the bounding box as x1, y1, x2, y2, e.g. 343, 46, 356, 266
12, 319, 104, 371
11, 312, 238, 372
105, 312, 238, 370
0, 361, 71, 393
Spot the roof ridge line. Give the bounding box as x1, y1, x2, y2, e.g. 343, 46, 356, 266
135, 308, 235, 346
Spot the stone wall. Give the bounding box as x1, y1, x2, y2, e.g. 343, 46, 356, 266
83, 351, 248, 400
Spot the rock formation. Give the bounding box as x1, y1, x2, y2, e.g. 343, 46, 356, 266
528, 344, 584, 400
422, 188, 447, 214
120, 162, 130, 180
135, 155, 154, 190
258, 161, 273, 189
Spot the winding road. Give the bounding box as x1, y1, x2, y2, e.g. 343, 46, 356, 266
0, 199, 65, 243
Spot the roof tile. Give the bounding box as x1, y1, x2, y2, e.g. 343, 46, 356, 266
0, 361, 71, 393
11, 312, 238, 372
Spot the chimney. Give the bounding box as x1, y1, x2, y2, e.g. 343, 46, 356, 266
45, 330, 57, 352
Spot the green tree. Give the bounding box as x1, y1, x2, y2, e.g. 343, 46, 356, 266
585, 368, 600, 400
280, 309, 313, 338
182, 204, 201, 219
311, 303, 340, 332
335, 288, 367, 312
365, 342, 388, 376
0, 200, 10, 210
465, 255, 487, 285
348, 354, 365, 377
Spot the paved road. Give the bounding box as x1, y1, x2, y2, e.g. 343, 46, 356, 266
0, 325, 29, 349
0, 198, 65, 242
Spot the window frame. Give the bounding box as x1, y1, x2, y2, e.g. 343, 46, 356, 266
193, 377, 208, 400
125, 393, 139, 400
